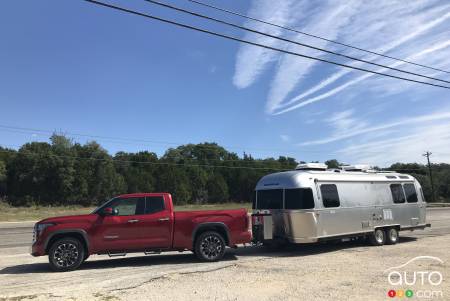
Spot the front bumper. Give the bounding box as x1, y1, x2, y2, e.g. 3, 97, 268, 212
31, 239, 46, 256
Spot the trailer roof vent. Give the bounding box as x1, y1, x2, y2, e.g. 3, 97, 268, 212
296, 163, 328, 171
341, 164, 373, 172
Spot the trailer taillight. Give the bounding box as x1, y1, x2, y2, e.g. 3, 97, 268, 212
252, 215, 264, 226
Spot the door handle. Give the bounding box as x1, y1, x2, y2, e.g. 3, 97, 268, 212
127, 219, 139, 223
158, 217, 169, 222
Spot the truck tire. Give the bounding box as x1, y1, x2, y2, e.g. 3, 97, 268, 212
385, 228, 399, 245
369, 228, 386, 246
48, 237, 85, 272
194, 231, 226, 262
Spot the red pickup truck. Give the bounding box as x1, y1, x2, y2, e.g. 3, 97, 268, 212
31, 193, 251, 271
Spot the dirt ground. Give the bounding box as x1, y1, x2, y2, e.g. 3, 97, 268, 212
0, 208, 449, 301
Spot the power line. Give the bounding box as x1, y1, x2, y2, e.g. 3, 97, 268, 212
0, 124, 430, 157
81, 0, 450, 90
0, 147, 286, 171
144, 0, 450, 85
188, 0, 450, 75
0, 147, 446, 173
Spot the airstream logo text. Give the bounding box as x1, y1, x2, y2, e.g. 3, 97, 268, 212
384, 256, 444, 299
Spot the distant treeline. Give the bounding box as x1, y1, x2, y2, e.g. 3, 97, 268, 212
0, 135, 448, 206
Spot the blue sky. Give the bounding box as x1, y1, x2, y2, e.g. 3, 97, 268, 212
1, 0, 449, 167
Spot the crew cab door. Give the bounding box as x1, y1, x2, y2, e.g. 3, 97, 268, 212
93, 195, 172, 252
135, 195, 172, 249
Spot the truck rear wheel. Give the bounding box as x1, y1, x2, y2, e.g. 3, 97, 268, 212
194, 231, 226, 262
385, 228, 399, 245
48, 237, 85, 272
369, 228, 386, 246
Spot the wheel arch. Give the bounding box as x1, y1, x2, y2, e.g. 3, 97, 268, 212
45, 229, 89, 255
192, 222, 230, 247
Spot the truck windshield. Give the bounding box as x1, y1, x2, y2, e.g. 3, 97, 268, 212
255, 189, 283, 209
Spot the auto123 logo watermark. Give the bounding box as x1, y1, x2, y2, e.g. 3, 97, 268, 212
384, 256, 445, 299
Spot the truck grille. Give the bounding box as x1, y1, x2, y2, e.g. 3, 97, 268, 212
32, 225, 37, 243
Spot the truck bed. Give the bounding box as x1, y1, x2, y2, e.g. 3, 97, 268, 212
172, 209, 250, 250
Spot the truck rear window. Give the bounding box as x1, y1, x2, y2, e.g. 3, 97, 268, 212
256, 189, 283, 209
145, 196, 165, 214
285, 188, 314, 209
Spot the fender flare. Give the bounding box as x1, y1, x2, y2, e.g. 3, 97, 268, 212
44, 229, 90, 252
192, 222, 230, 245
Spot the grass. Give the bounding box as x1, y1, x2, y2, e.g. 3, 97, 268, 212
0, 202, 95, 222
0, 201, 251, 222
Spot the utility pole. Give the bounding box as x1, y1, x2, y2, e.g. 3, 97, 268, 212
423, 151, 436, 203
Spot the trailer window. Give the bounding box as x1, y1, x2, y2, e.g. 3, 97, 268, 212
285, 188, 314, 209
256, 189, 283, 209
403, 184, 418, 203
320, 184, 340, 208
390, 184, 406, 203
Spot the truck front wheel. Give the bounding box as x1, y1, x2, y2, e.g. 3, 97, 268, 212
48, 237, 85, 272
194, 231, 226, 262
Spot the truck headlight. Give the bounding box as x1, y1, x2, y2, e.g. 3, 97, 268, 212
33, 223, 55, 242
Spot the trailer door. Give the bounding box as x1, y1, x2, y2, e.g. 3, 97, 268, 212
403, 183, 420, 226
317, 183, 345, 237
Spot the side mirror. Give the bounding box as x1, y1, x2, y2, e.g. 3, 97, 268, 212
102, 207, 115, 216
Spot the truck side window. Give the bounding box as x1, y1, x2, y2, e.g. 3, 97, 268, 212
285, 188, 314, 209
145, 196, 165, 214
403, 184, 418, 203
111, 197, 145, 216
390, 184, 405, 204
320, 184, 340, 208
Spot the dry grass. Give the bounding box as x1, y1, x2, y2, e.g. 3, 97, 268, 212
0, 202, 95, 222
0, 202, 251, 222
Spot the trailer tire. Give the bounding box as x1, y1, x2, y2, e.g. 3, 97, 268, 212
369, 228, 386, 246
385, 228, 399, 245
194, 231, 226, 262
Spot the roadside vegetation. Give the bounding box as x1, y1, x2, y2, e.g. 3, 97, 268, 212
0, 135, 449, 210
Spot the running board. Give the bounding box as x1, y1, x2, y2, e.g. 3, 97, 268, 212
144, 251, 161, 255
107, 252, 127, 257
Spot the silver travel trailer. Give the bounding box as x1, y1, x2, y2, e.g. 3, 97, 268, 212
252, 163, 430, 246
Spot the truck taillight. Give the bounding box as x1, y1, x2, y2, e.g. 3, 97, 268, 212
245, 214, 250, 229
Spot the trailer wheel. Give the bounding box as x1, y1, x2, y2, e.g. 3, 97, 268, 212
385, 228, 399, 245
369, 228, 386, 246
194, 231, 226, 262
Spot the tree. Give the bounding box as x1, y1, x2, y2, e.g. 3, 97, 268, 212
0, 160, 6, 197
325, 159, 340, 169
207, 173, 229, 203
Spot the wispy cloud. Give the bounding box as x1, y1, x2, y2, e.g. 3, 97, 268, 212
233, 1, 450, 166
338, 122, 450, 166
232, 0, 301, 89
280, 134, 290, 142
273, 14, 450, 114
233, 1, 450, 114
301, 109, 450, 146
265, 1, 360, 113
